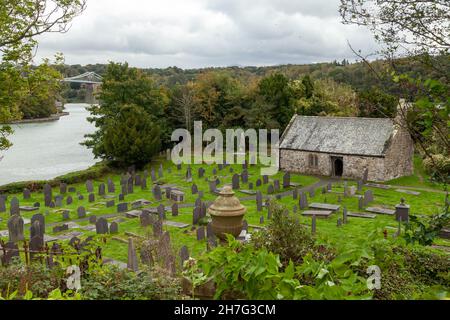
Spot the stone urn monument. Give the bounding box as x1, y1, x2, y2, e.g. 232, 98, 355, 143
208, 185, 246, 240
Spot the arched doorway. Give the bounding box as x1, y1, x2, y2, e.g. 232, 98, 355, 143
331, 156, 344, 177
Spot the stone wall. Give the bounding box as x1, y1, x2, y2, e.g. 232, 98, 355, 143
280, 149, 386, 182
383, 126, 414, 180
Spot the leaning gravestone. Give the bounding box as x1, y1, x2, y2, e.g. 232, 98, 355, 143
96, 218, 109, 234
109, 222, 119, 234
86, 180, 94, 193
10, 197, 20, 216
23, 188, 31, 199
77, 206, 86, 219
8, 215, 24, 243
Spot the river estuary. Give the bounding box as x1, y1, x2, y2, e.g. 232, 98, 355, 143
0, 104, 96, 186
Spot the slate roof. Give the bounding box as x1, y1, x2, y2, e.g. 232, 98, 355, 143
280, 115, 395, 157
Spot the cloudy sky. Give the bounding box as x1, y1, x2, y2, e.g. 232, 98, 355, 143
35, 0, 379, 69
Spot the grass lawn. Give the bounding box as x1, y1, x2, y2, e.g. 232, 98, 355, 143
1, 157, 448, 266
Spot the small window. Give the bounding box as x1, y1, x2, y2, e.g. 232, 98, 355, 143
309, 154, 319, 168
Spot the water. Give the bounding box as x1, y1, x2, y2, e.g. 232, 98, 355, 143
0, 104, 97, 185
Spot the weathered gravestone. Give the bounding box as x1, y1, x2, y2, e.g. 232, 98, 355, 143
158, 204, 166, 220
311, 215, 317, 235
1, 242, 20, 265
106, 200, 115, 208
191, 184, 198, 195
309, 188, 315, 198
198, 167, 205, 178
152, 220, 163, 237
88, 193, 95, 203
267, 184, 274, 194
357, 180, 363, 192
241, 170, 249, 183
274, 180, 280, 192
364, 190, 374, 206
196, 227, 205, 241
232, 174, 240, 190
96, 218, 109, 234
119, 194, 125, 201
23, 188, 31, 199
127, 238, 139, 272
0, 196, 5, 212
8, 215, 24, 242
151, 168, 157, 181
395, 198, 410, 222
117, 203, 128, 213
77, 206, 86, 219
62, 210, 70, 221
153, 185, 162, 201
55, 196, 62, 208
358, 196, 364, 210
140, 210, 153, 227
60, 183, 67, 194
179, 246, 189, 269
293, 189, 298, 200
134, 174, 141, 186
193, 206, 201, 225
78, 194, 84, 201
68, 187, 76, 193
209, 180, 217, 193
66, 196, 73, 206
127, 180, 134, 194
299, 193, 308, 210
109, 222, 119, 234
43, 184, 52, 207
256, 179, 262, 187
29, 235, 44, 260
89, 215, 97, 224
30, 214, 45, 238
283, 172, 291, 188
171, 203, 179, 217
10, 197, 20, 216
263, 175, 269, 184
158, 165, 164, 178
86, 180, 94, 193
98, 183, 106, 196
107, 179, 115, 193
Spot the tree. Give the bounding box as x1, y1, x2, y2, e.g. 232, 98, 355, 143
83, 62, 168, 167
358, 87, 398, 118
101, 104, 161, 167
340, 0, 450, 55
0, 0, 86, 61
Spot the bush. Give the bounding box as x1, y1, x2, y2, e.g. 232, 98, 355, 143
252, 200, 335, 266
423, 154, 450, 183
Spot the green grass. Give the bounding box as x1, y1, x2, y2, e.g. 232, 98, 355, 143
1, 157, 448, 264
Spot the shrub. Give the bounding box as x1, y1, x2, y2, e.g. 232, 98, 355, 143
252, 200, 335, 266
423, 154, 450, 183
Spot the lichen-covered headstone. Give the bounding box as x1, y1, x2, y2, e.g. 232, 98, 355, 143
96, 218, 109, 234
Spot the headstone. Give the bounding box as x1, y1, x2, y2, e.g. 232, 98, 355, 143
29, 235, 44, 260
343, 207, 348, 224
152, 220, 163, 237
248, 182, 254, 190
134, 174, 141, 186
89, 215, 97, 224
212, 168, 217, 175
30, 214, 45, 238
196, 227, 205, 241
232, 174, 240, 190
153, 185, 162, 201
309, 188, 315, 198
362, 168, 369, 184
171, 203, 179, 217
77, 206, 86, 219
293, 189, 298, 200
0, 196, 5, 212
96, 218, 109, 234
263, 175, 269, 184
86, 180, 94, 193
23, 188, 31, 199
140, 210, 153, 227
158, 204, 166, 220
8, 215, 24, 243
98, 183, 106, 196
34, 202, 40, 208
117, 203, 128, 213
209, 180, 217, 193
158, 165, 164, 178
299, 193, 308, 210
191, 184, 198, 195
364, 190, 374, 205
193, 207, 201, 225
88, 193, 95, 203
357, 180, 363, 192
395, 198, 410, 222
66, 196, 73, 206
267, 184, 274, 194
119, 194, 125, 201
358, 196, 364, 210
198, 167, 205, 178
179, 246, 189, 269
107, 178, 115, 193
293, 205, 298, 213
43, 183, 52, 207
60, 183, 67, 194
10, 197, 20, 216
166, 187, 172, 200
283, 172, 290, 188
53, 224, 69, 233
241, 170, 249, 183
106, 200, 115, 208
141, 177, 147, 190
78, 194, 84, 201
68, 187, 76, 193
260, 216, 264, 224
206, 223, 214, 239
110, 222, 119, 234
273, 180, 280, 192
127, 180, 134, 194
1, 242, 20, 265
62, 210, 70, 221
127, 238, 139, 272
327, 182, 332, 192
55, 196, 62, 208
256, 179, 262, 187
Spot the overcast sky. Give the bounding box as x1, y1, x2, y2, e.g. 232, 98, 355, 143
35, 0, 379, 69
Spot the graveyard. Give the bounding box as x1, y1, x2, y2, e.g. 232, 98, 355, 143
0, 153, 448, 300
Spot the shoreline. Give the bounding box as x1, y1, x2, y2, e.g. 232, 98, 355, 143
6, 112, 70, 125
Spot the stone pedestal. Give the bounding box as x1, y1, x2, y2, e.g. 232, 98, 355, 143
395, 199, 410, 222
